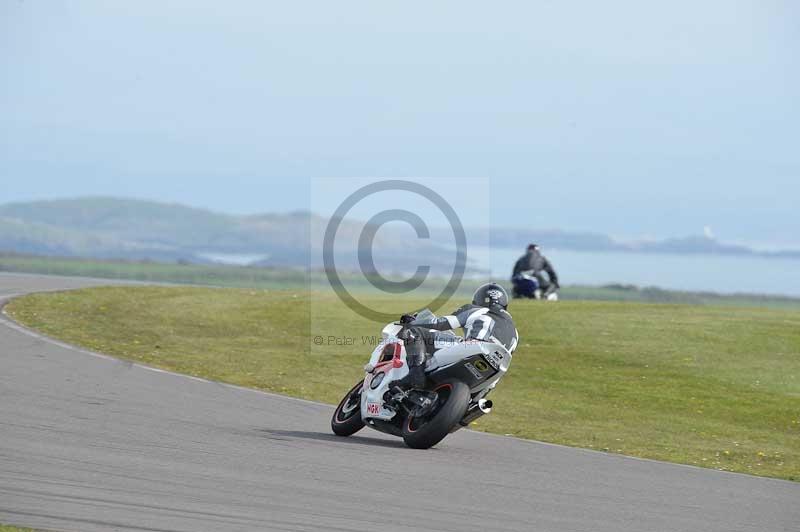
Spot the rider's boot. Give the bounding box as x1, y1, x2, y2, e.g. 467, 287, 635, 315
391, 365, 426, 390
390, 327, 428, 390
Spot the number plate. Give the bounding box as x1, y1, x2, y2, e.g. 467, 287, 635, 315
484, 350, 504, 370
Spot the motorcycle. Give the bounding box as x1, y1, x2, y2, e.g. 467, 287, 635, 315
511, 272, 559, 301
330, 309, 512, 449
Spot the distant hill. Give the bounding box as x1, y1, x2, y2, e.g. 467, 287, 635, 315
477, 228, 800, 259
0, 197, 476, 273
0, 197, 797, 269
0, 198, 236, 261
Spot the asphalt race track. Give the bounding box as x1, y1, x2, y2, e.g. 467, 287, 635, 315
0, 273, 797, 532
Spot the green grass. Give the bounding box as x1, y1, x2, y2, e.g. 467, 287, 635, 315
0, 253, 310, 289
4, 253, 800, 308
6, 286, 800, 481
0, 525, 39, 532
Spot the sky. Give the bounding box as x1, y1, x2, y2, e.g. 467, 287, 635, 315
2, 1, 798, 247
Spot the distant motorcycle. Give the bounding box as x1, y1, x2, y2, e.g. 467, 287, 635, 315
330, 309, 512, 449
511, 272, 559, 301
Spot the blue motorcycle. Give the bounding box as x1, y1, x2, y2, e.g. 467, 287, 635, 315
511, 272, 559, 300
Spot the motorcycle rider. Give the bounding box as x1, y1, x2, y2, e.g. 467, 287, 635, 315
393, 283, 518, 389
511, 243, 559, 298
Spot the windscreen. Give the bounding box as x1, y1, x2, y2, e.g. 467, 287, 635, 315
414, 309, 437, 324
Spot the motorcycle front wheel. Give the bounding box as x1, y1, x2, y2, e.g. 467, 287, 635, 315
331, 380, 366, 436
402, 379, 470, 449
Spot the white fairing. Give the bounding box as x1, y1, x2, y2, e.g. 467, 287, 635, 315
360, 315, 512, 424
360, 333, 408, 422
381, 323, 403, 340
427, 340, 511, 373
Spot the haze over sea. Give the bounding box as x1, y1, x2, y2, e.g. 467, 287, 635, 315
476, 246, 800, 297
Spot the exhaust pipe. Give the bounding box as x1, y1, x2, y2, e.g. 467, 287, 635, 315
458, 398, 493, 427
478, 398, 492, 413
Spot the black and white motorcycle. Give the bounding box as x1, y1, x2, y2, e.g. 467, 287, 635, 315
330, 309, 512, 449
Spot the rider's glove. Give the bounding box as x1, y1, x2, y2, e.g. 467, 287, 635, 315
400, 313, 416, 324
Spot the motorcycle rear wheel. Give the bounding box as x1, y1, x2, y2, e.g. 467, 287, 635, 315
331, 380, 366, 436
402, 379, 470, 449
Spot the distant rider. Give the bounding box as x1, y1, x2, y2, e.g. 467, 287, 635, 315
393, 283, 518, 389
511, 243, 559, 298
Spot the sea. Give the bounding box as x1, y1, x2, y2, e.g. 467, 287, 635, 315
196, 247, 800, 298
471, 246, 800, 297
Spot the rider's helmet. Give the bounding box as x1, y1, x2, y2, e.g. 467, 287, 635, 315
472, 283, 509, 310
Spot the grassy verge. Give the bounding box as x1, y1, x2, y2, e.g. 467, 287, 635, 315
0, 525, 39, 532
3, 253, 800, 308
6, 286, 800, 480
